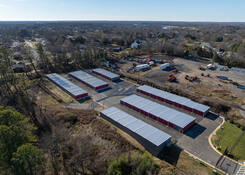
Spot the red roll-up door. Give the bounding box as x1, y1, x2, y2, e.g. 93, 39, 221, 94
169, 122, 174, 127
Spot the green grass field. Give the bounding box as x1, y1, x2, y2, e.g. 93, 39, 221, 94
213, 122, 245, 160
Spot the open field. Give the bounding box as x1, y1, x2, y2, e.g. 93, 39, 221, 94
212, 122, 245, 161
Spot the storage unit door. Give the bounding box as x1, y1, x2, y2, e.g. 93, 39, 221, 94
169, 122, 174, 127
163, 120, 168, 125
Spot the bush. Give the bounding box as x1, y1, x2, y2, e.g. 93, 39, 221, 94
108, 152, 160, 175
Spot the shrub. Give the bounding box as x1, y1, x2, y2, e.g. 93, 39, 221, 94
108, 152, 160, 175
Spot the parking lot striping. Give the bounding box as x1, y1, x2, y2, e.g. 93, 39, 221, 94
236, 165, 245, 175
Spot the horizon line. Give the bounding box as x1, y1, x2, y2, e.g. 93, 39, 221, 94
0, 19, 245, 23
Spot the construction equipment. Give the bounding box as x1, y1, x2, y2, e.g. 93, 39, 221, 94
168, 74, 176, 82
185, 75, 198, 82
198, 65, 206, 71
172, 69, 178, 73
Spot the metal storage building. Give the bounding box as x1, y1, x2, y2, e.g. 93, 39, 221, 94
46, 73, 88, 101
69, 70, 109, 92
100, 107, 171, 156
120, 95, 196, 132
92, 68, 120, 82
137, 85, 210, 116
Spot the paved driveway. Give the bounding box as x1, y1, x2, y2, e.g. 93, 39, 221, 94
177, 115, 239, 175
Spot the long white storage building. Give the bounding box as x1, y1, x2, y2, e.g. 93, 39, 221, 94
100, 107, 171, 156
69, 70, 109, 92
120, 95, 196, 132
92, 68, 120, 82
46, 73, 88, 101
137, 85, 210, 116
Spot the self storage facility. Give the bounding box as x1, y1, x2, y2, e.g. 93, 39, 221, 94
46, 73, 88, 101
120, 94, 196, 132
92, 68, 120, 82
100, 107, 171, 156
137, 85, 210, 116
69, 70, 109, 92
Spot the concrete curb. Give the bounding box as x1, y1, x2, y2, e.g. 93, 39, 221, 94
208, 116, 242, 166
184, 149, 227, 175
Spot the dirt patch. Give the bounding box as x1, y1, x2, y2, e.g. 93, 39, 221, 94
143, 69, 171, 83
212, 89, 231, 94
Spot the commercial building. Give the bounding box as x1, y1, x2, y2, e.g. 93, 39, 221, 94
46, 73, 88, 101
69, 70, 109, 92
137, 85, 210, 116
92, 68, 120, 82
100, 107, 171, 156
120, 95, 196, 132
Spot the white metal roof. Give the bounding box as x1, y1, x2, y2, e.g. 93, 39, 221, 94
137, 85, 210, 113
120, 95, 196, 129
101, 107, 171, 146
93, 68, 120, 79
69, 70, 108, 88
46, 73, 87, 96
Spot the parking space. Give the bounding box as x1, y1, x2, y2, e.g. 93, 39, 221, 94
236, 165, 245, 175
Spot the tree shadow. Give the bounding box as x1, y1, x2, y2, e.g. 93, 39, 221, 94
184, 124, 206, 139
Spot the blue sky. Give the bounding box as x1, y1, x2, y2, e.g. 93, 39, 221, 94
0, 0, 244, 22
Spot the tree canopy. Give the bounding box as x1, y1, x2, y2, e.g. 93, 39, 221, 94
0, 106, 45, 175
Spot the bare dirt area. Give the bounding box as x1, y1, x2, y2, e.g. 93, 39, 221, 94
173, 58, 245, 101
138, 58, 245, 107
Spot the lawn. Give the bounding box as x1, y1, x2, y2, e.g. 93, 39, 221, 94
212, 122, 245, 161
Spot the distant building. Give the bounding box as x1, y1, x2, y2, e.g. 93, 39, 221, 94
12, 63, 31, 73
113, 47, 121, 52
13, 53, 23, 61
131, 40, 141, 49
